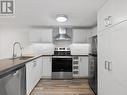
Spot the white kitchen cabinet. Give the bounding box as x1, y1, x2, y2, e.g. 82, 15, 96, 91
26, 61, 34, 95
35, 57, 43, 81
42, 56, 52, 78
79, 56, 88, 78
73, 56, 88, 78
26, 57, 42, 95
29, 29, 53, 43
98, 21, 127, 95
72, 29, 89, 43
98, 0, 127, 32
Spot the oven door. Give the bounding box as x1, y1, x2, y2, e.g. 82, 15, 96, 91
52, 56, 72, 79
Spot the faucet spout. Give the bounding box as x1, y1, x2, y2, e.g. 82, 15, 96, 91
13, 42, 23, 59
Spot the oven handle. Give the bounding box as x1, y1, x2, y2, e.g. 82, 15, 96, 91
52, 56, 72, 58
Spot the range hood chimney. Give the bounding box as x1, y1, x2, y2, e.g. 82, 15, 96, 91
55, 27, 71, 41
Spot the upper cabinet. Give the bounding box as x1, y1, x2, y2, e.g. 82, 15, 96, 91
29, 29, 53, 43
98, 0, 127, 32
29, 28, 90, 44
72, 29, 89, 43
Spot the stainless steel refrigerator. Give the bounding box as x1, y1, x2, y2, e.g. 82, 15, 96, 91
88, 36, 97, 95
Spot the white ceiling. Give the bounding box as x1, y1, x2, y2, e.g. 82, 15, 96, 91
0, 0, 106, 28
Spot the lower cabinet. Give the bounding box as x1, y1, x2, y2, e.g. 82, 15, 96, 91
26, 57, 42, 95
73, 56, 88, 78
79, 56, 88, 77
42, 56, 52, 78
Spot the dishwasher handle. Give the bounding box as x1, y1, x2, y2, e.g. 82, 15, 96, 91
12, 70, 19, 76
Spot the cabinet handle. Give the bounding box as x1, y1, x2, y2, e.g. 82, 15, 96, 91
108, 62, 112, 71
105, 61, 108, 70
79, 58, 82, 62
12, 71, 19, 76
104, 16, 112, 27
104, 18, 109, 27
108, 16, 112, 26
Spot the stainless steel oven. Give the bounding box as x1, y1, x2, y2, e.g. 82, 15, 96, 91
52, 47, 72, 79
52, 56, 72, 79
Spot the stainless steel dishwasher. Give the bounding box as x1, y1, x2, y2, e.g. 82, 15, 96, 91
0, 65, 26, 95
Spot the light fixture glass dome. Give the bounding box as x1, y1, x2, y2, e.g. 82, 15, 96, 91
56, 14, 68, 22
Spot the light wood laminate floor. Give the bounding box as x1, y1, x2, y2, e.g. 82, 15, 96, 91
30, 79, 95, 95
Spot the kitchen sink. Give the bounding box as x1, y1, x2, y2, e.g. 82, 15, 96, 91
19, 56, 33, 60
9, 56, 33, 60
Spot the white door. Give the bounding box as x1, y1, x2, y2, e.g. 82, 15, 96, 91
42, 56, 52, 78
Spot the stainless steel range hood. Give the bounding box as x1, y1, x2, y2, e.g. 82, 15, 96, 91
55, 27, 71, 41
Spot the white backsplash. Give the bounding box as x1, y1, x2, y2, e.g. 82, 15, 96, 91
23, 43, 90, 56
23, 43, 55, 56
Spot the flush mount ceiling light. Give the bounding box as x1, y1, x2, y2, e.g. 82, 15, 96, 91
56, 14, 68, 22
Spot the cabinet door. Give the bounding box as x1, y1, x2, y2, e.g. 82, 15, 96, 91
41, 29, 53, 43
26, 61, 35, 95
98, 28, 112, 95
26, 59, 42, 95
42, 56, 52, 78
36, 57, 43, 78
73, 29, 88, 43
79, 56, 88, 77
98, 22, 127, 95
34, 58, 42, 84
109, 21, 127, 95
29, 29, 53, 43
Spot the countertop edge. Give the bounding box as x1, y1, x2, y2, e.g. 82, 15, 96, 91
0, 55, 43, 76
71, 55, 89, 56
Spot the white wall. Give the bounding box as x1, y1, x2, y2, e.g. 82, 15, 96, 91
0, 29, 29, 59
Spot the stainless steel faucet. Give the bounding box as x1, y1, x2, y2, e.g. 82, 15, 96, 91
13, 42, 23, 59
